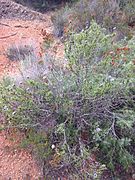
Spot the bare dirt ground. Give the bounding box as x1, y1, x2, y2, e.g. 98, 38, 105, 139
0, 0, 64, 179
0, 130, 42, 179
0, 0, 46, 20
0, 18, 64, 78
0, 17, 52, 77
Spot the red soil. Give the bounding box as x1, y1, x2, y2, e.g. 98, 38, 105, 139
0, 130, 42, 179
0, 18, 64, 78
0, 17, 51, 76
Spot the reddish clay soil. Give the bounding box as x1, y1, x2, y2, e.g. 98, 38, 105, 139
0, 16, 51, 75
0, 18, 64, 77
0, 130, 42, 179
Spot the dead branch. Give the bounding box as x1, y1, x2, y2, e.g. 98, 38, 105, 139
14, 25, 29, 28
0, 32, 17, 39
0, 22, 10, 27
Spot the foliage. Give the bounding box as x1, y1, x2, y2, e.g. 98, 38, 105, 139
20, 129, 51, 160
47, 21, 135, 176
52, 0, 135, 41
0, 21, 135, 178
51, 6, 70, 37
0, 77, 55, 162
0, 78, 55, 127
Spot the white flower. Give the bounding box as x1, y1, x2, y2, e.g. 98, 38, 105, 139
3, 106, 8, 111
51, 144, 55, 149
42, 76, 46, 80
93, 172, 97, 179
96, 128, 101, 133
109, 51, 114, 55
12, 111, 16, 115
108, 75, 115, 81
101, 164, 106, 168
26, 88, 30, 91
110, 77, 115, 82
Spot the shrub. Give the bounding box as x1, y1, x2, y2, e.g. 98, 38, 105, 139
122, 0, 135, 21
0, 21, 135, 178
6, 44, 35, 61
47, 21, 135, 176
10, 48, 50, 82
0, 78, 55, 127
0, 76, 55, 165
51, 6, 70, 37
14, 0, 55, 11
52, 0, 120, 34
52, 0, 135, 41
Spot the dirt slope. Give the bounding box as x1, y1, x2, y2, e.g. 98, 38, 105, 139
0, 0, 45, 20
0, 15, 53, 76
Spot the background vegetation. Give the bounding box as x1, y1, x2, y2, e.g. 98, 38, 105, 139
52, 0, 135, 39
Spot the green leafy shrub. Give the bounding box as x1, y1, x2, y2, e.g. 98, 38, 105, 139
0, 78, 55, 127
20, 129, 51, 160
0, 77, 55, 162
47, 21, 135, 175
0, 21, 135, 178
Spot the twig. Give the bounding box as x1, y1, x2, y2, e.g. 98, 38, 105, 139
0, 32, 17, 39
108, 116, 117, 137
63, 124, 72, 157
0, 22, 10, 27
14, 25, 29, 28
